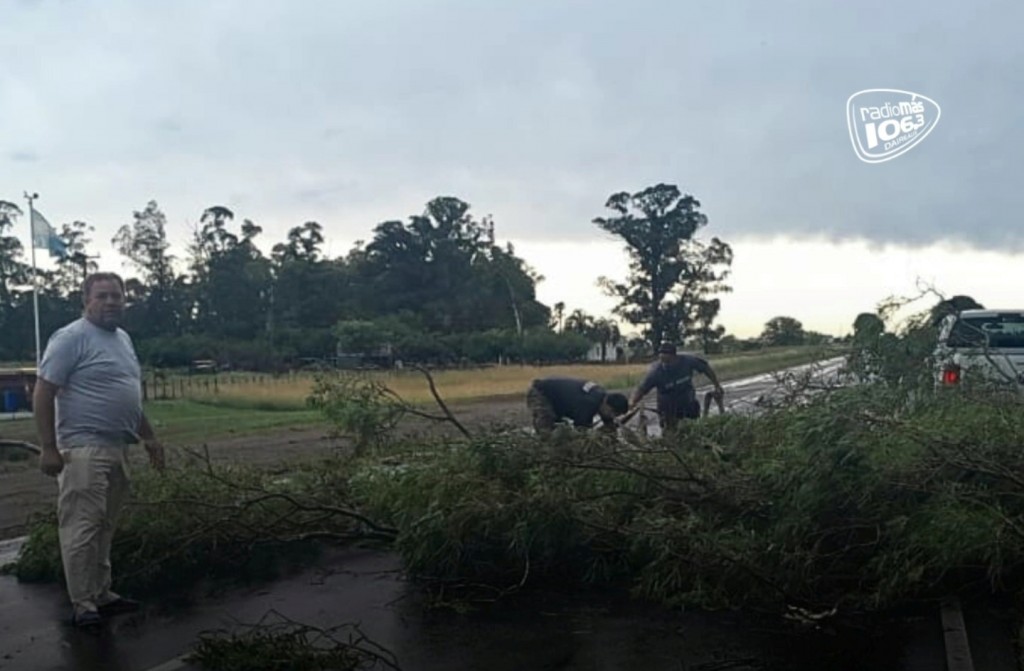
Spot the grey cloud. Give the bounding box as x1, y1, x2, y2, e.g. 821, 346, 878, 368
2, 0, 1023, 253
8, 150, 38, 162
156, 119, 182, 133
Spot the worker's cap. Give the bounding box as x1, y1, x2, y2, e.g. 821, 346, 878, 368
657, 342, 677, 355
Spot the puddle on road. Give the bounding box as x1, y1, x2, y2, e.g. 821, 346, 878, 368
0, 547, 932, 671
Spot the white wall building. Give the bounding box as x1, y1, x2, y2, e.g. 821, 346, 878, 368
585, 339, 628, 363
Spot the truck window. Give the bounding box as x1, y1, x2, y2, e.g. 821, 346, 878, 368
947, 315, 1024, 349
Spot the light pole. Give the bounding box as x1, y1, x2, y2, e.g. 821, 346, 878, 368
23, 192, 40, 365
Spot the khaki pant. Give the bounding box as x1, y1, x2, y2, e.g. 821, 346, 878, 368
56, 446, 131, 616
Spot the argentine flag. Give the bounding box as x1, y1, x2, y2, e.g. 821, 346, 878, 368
31, 209, 68, 260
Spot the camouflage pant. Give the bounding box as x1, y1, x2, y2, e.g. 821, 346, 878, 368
526, 383, 558, 435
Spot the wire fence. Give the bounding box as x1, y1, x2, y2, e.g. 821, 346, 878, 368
141, 372, 311, 401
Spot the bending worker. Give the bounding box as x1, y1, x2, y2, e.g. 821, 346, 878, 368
629, 342, 724, 432
527, 377, 629, 435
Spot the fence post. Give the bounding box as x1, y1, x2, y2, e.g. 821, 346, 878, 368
142, 380, 148, 402
214, 376, 218, 394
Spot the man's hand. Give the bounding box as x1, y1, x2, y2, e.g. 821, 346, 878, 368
144, 440, 166, 471
39, 447, 64, 477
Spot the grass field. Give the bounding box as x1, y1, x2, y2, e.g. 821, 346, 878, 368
185, 346, 840, 411
0, 403, 324, 451
0, 346, 842, 450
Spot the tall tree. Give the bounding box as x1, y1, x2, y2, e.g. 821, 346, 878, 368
564, 309, 596, 336
929, 295, 984, 326
112, 200, 183, 337
188, 208, 272, 340
552, 301, 566, 332
34, 221, 101, 336
270, 221, 349, 335
595, 184, 732, 347
52, 221, 98, 298
272, 221, 325, 264
761, 316, 806, 346
353, 197, 548, 333
0, 201, 31, 359
591, 318, 621, 361
0, 201, 28, 319
691, 298, 726, 353
852, 312, 885, 342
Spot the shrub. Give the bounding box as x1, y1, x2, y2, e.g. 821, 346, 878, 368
10, 457, 385, 599
306, 373, 406, 455
346, 383, 1024, 614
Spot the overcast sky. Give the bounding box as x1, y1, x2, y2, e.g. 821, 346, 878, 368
3, 0, 1022, 338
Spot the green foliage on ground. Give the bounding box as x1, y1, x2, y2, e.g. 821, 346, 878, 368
349, 382, 1024, 614
10, 455, 383, 599
307, 374, 405, 455
188, 612, 399, 671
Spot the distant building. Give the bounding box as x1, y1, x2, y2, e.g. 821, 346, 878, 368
585, 339, 628, 363
334, 342, 395, 369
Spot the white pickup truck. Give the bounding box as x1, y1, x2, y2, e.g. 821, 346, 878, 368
934, 309, 1024, 389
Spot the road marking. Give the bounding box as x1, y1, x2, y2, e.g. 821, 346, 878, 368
0, 536, 26, 565
940, 596, 975, 671
145, 654, 191, 671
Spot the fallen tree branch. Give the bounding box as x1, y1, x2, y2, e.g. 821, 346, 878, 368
411, 365, 471, 439
189, 608, 402, 671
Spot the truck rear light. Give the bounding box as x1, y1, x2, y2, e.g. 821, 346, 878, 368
942, 365, 961, 385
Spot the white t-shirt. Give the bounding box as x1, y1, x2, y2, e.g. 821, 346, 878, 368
38, 317, 143, 448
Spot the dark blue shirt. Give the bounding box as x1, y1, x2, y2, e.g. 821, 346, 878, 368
636, 354, 712, 401
533, 377, 608, 427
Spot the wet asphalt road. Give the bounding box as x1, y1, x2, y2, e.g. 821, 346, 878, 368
626, 357, 847, 438
0, 546, 946, 671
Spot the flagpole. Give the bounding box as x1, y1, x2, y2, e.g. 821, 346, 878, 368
24, 191, 41, 367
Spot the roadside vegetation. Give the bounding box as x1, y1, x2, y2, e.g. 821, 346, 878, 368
8, 292, 1024, 668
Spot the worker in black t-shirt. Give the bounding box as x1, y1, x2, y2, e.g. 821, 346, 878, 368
629, 342, 724, 432
526, 377, 629, 436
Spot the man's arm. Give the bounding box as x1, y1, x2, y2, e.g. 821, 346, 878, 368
629, 365, 659, 406
138, 413, 156, 441
33, 378, 64, 476
34, 329, 79, 477
137, 413, 165, 471
695, 357, 724, 393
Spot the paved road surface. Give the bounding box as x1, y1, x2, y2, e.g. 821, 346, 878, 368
625, 356, 847, 438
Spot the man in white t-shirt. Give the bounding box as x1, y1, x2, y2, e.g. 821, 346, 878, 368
34, 272, 166, 628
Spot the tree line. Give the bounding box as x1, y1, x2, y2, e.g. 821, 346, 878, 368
0, 184, 825, 370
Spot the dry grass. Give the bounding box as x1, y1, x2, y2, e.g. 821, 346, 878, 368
184, 347, 840, 411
